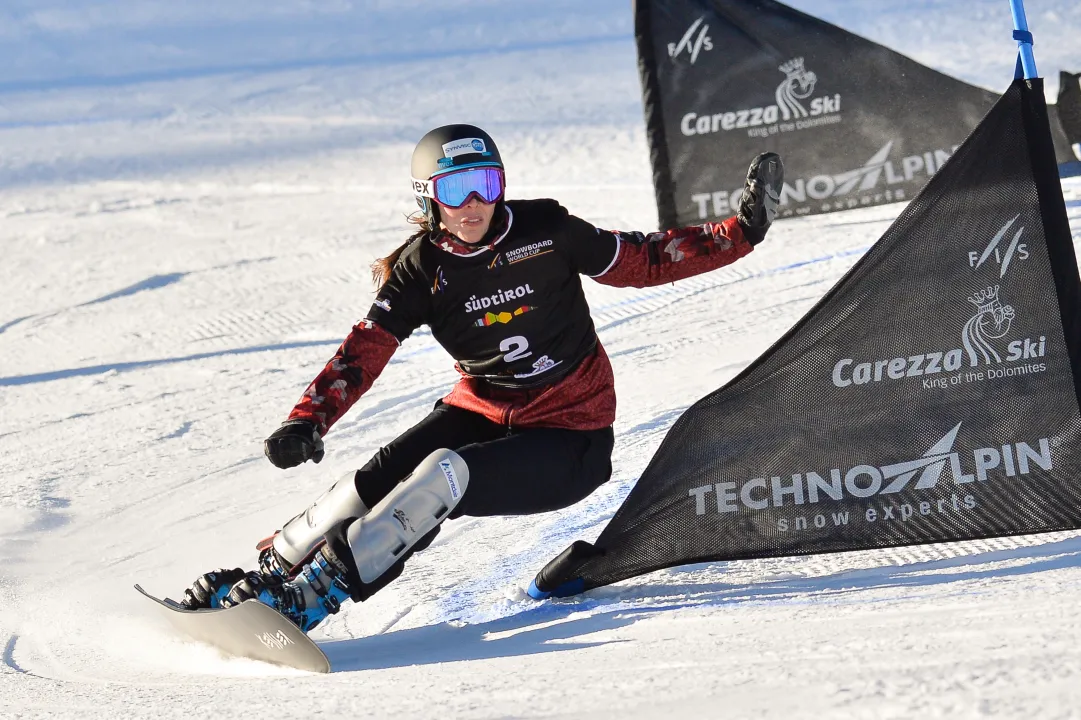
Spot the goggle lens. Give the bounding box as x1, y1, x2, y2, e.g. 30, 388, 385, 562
433, 167, 504, 208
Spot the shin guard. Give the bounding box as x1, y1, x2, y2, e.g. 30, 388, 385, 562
272, 471, 369, 569
327, 449, 468, 600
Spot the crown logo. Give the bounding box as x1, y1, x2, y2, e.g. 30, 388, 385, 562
779, 57, 807, 76
968, 285, 1001, 313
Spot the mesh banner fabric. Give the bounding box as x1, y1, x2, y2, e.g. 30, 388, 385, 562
637, 0, 1081, 230
537, 78, 1081, 595
1059, 71, 1081, 145
1048, 103, 1081, 170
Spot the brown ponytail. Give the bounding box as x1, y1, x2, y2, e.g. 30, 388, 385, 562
371, 213, 432, 288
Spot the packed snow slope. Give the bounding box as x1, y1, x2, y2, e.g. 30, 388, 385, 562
1, 2, 1081, 718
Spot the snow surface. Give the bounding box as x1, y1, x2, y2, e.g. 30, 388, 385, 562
1, 1, 1081, 718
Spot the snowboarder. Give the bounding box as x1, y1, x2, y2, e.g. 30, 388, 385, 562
182, 124, 784, 632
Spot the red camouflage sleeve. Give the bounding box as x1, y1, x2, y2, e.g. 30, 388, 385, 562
565, 214, 754, 288
287, 320, 399, 436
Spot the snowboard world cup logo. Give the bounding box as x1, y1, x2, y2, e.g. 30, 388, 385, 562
776, 57, 818, 120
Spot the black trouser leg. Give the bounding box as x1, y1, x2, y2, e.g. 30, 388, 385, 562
352, 402, 614, 515
351, 402, 505, 508
452, 425, 615, 517
332, 402, 614, 601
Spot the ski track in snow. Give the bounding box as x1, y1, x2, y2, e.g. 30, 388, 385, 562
1, 2, 1081, 718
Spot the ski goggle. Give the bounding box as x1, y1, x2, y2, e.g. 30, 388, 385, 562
411, 166, 505, 208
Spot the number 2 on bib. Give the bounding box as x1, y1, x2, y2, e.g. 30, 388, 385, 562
500, 336, 532, 362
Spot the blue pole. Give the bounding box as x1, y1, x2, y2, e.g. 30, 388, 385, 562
1009, 0, 1039, 79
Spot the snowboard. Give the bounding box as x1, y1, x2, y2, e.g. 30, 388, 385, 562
134, 584, 330, 673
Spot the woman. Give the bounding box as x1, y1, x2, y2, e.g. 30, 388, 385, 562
183, 124, 783, 632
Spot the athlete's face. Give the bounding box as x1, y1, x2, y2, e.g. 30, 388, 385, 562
438, 196, 495, 244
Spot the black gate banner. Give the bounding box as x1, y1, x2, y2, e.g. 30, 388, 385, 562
636, 0, 1081, 229
1058, 70, 1081, 147
1049, 82, 1080, 169
535, 78, 1081, 596
1049, 103, 1081, 169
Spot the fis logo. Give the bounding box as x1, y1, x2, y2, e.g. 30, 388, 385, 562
968, 214, 1029, 278
668, 17, 713, 64
431, 266, 447, 295
688, 422, 1054, 515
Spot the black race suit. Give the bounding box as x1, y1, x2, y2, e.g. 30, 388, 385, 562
289, 199, 754, 515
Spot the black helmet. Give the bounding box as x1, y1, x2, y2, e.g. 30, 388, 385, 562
411, 124, 504, 227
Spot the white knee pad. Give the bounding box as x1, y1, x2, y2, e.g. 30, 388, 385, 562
345, 448, 469, 584
273, 470, 369, 567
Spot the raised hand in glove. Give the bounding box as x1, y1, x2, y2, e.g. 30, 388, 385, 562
264, 419, 324, 469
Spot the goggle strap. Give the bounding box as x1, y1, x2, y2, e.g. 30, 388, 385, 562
410, 176, 436, 198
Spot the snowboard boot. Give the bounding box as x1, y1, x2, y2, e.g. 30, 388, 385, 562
736, 152, 784, 245
224, 546, 352, 633
178, 540, 311, 610
181, 567, 247, 610
256, 540, 303, 581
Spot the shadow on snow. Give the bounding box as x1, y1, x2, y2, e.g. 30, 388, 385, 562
321, 605, 638, 672
320, 532, 1081, 672
0, 340, 339, 386
0, 35, 630, 96
576, 532, 1081, 611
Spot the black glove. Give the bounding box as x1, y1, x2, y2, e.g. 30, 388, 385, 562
736, 152, 783, 246
264, 419, 324, 469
